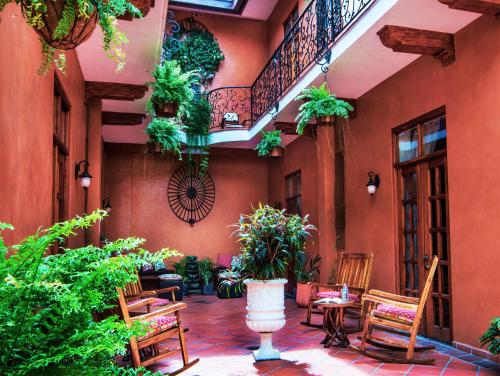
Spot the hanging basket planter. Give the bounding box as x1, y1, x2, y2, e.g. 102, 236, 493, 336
154, 101, 179, 118
20, 0, 98, 50
117, 0, 152, 21
269, 146, 283, 157
316, 115, 337, 127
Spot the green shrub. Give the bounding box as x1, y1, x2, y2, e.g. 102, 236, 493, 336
198, 257, 214, 285
295, 254, 321, 283
480, 317, 500, 355
255, 130, 283, 157
0, 210, 179, 375
145, 117, 185, 158
295, 83, 353, 135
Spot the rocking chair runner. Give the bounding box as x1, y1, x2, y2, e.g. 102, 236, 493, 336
116, 287, 199, 375
351, 256, 439, 364
303, 252, 374, 328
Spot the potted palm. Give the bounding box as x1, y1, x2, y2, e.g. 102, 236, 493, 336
147, 60, 198, 118
198, 257, 215, 295
295, 254, 321, 307
1, 0, 140, 74
145, 117, 185, 158
173, 257, 190, 296
235, 204, 315, 360
295, 83, 354, 135
255, 130, 284, 157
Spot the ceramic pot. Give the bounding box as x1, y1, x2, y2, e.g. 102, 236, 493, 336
244, 279, 287, 361
269, 147, 283, 157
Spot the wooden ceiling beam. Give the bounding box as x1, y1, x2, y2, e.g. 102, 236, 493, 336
102, 112, 146, 126
377, 25, 455, 66
438, 0, 500, 16
85, 81, 148, 101
117, 0, 155, 20
274, 122, 316, 137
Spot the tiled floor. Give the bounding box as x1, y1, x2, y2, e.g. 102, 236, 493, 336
154, 296, 499, 376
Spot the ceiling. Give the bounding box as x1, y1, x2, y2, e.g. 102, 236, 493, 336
169, 0, 280, 20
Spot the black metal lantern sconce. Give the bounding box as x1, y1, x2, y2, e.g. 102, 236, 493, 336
75, 160, 92, 189
103, 197, 112, 213
366, 171, 380, 195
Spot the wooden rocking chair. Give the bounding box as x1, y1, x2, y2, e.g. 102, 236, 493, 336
303, 252, 374, 329
351, 256, 439, 364
117, 287, 199, 375
123, 273, 176, 313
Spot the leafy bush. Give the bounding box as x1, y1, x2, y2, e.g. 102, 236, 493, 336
255, 130, 283, 157
295, 83, 354, 135
146, 60, 198, 118
145, 117, 185, 158
173, 257, 189, 283
0, 0, 140, 74
184, 96, 212, 174
480, 317, 500, 355
234, 204, 316, 280
198, 257, 214, 286
0, 210, 180, 375
295, 254, 321, 283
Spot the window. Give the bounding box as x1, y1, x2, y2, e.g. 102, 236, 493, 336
284, 5, 299, 36
395, 109, 446, 164
285, 170, 301, 216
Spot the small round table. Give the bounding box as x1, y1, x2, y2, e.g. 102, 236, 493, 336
315, 300, 355, 348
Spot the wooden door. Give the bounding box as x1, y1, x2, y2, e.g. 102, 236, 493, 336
395, 109, 452, 343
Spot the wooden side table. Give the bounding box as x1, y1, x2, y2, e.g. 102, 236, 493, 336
315, 300, 355, 348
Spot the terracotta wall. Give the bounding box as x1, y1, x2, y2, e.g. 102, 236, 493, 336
104, 144, 269, 262
266, 0, 306, 57
268, 136, 320, 267
0, 3, 102, 246
344, 15, 500, 347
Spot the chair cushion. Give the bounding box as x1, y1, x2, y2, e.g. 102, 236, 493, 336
373, 303, 416, 323
129, 298, 170, 307
139, 315, 178, 340
316, 290, 361, 303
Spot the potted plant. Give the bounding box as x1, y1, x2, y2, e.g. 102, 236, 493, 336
295, 254, 321, 307
235, 204, 315, 360
147, 60, 198, 118
217, 270, 244, 299
198, 257, 215, 295
255, 130, 284, 157
295, 83, 354, 135
173, 257, 190, 296
184, 96, 212, 174
0, 0, 140, 74
480, 317, 500, 356
145, 117, 185, 158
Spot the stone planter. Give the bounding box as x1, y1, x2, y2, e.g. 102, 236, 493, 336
202, 281, 214, 295
244, 279, 287, 361
296, 282, 313, 308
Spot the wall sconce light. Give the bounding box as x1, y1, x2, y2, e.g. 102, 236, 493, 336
103, 197, 112, 213
367, 171, 380, 195
75, 160, 92, 189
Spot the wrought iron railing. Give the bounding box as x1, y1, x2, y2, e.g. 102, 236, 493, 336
205, 0, 373, 129
207, 86, 251, 130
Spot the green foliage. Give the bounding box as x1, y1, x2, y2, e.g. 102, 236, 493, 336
295, 254, 321, 283
166, 29, 224, 83
255, 130, 283, 157
146, 60, 198, 118
198, 257, 214, 285
173, 257, 189, 283
480, 317, 500, 355
0, 210, 179, 375
145, 117, 185, 158
234, 204, 316, 280
184, 96, 212, 174
295, 83, 354, 135
1, 0, 140, 74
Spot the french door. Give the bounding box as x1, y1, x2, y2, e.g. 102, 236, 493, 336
395, 109, 452, 342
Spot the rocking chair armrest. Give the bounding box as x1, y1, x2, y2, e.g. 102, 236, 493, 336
125, 290, 157, 299
155, 286, 180, 295
367, 290, 419, 304
131, 302, 187, 322
127, 298, 156, 310
362, 294, 418, 311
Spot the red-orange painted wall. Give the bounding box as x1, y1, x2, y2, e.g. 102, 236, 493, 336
0, 3, 102, 246
344, 15, 500, 348
266, 0, 306, 57
104, 144, 269, 262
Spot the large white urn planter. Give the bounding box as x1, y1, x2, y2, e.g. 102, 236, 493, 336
244, 278, 287, 361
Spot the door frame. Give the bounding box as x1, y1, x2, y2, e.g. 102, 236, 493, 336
392, 106, 453, 342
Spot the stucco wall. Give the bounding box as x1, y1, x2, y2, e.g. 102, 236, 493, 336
344, 15, 500, 347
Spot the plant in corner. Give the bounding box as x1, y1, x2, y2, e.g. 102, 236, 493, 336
480, 317, 500, 356
295, 254, 321, 308
145, 117, 185, 158
295, 83, 354, 135
255, 130, 283, 157
0, 0, 141, 74
0, 210, 180, 375
234, 204, 315, 360
198, 257, 214, 295
146, 60, 198, 118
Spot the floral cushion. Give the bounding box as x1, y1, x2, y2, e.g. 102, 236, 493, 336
139, 315, 177, 340
316, 290, 361, 303
129, 298, 169, 307
373, 303, 416, 323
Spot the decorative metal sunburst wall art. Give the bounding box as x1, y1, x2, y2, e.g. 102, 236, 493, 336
168, 163, 215, 226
